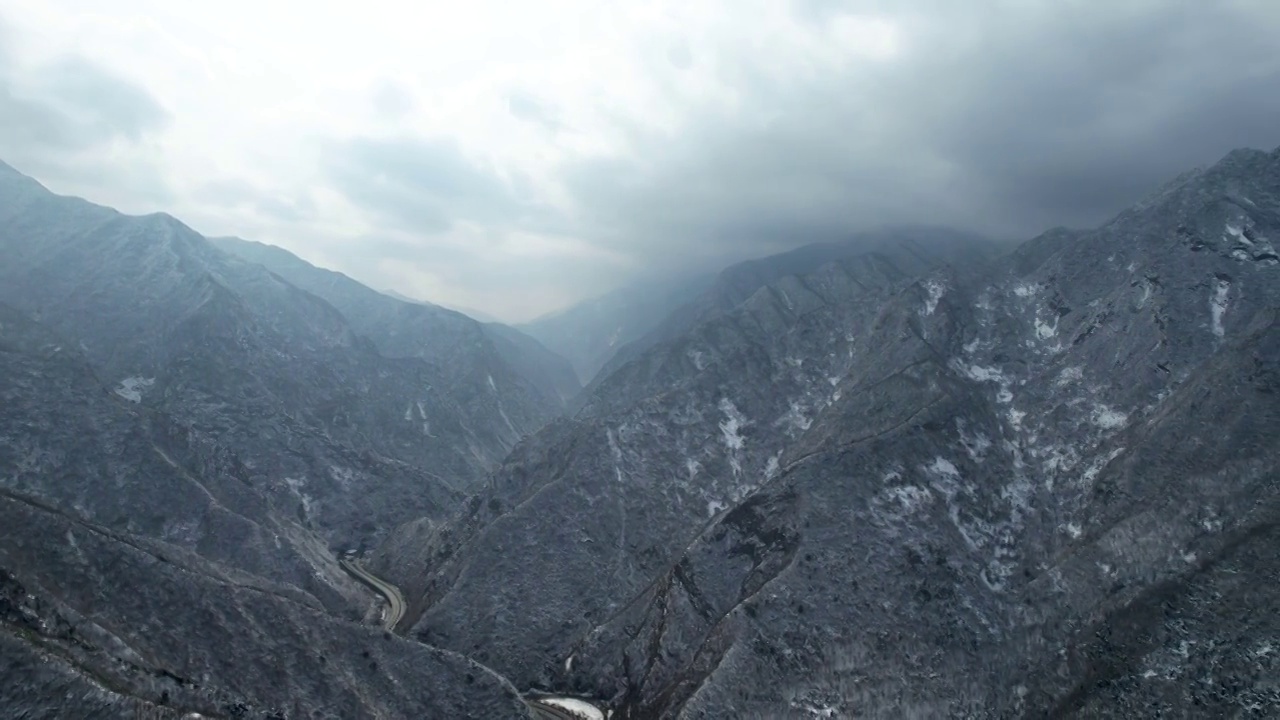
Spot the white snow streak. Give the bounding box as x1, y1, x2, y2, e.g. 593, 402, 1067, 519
718, 399, 748, 476
538, 698, 604, 720
1210, 278, 1230, 338
764, 454, 780, 479
685, 458, 700, 480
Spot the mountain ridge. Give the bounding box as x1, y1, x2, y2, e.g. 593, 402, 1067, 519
377, 145, 1280, 717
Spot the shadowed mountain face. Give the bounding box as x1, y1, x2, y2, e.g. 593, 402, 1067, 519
378, 147, 1280, 717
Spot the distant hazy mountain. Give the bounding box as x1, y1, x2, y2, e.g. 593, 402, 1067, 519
376, 147, 1280, 717
518, 273, 715, 385
380, 286, 429, 304
212, 236, 581, 414
381, 287, 506, 324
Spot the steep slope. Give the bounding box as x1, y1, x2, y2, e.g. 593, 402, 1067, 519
586, 226, 1003, 396
378, 147, 1280, 717
0, 161, 532, 554
212, 235, 580, 421
0, 303, 360, 609
518, 273, 714, 385
377, 238, 997, 685
0, 304, 531, 717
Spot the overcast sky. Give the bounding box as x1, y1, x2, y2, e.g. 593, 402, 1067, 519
2, 1, 1278, 322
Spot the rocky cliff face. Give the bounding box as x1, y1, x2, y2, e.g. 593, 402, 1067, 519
383, 147, 1280, 717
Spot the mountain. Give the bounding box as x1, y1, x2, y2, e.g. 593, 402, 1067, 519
372, 147, 1280, 717
0, 164, 547, 537
211, 236, 581, 417
0, 302, 528, 717
583, 227, 1007, 399
0, 161, 557, 716
518, 273, 715, 385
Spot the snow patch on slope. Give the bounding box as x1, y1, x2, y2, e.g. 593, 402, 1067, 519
114, 376, 154, 403
1034, 314, 1058, 341
719, 398, 748, 476
922, 279, 946, 315
1091, 404, 1128, 430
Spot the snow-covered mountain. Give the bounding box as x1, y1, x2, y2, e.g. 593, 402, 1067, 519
2, 146, 1277, 717
0, 160, 568, 716
377, 146, 1280, 717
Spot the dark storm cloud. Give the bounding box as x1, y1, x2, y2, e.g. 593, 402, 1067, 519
326, 135, 554, 234
559, 0, 1280, 275
911, 2, 1280, 231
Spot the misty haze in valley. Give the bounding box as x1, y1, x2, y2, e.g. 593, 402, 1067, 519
1, 1, 1278, 718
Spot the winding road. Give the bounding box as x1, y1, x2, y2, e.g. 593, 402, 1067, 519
339, 557, 606, 718
339, 557, 406, 632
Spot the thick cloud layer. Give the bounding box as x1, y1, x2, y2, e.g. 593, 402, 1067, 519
0, 18, 172, 203
1, 1, 1277, 320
